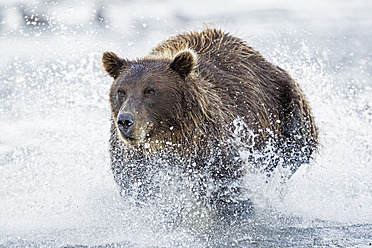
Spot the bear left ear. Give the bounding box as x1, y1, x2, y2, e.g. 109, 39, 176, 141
102, 52, 128, 79
170, 50, 197, 79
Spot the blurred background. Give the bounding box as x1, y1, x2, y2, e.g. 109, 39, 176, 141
0, 0, 371, 247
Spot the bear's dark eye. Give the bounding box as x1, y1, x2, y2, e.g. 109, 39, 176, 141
145, 88, 155, 96
117, 89, 125, 98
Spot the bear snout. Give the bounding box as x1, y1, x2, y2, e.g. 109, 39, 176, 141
117, 114, 135, 138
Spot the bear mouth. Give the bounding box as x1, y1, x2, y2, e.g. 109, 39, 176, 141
125, 136, 137, 142
121, 134, 142, 145
117, 122, 154, 146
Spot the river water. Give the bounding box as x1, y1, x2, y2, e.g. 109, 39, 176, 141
0, 0, 371, 247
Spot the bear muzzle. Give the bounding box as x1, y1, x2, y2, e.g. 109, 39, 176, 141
117, 114, 138, 142
116, 113, 153, 145
117, 114, 135, 134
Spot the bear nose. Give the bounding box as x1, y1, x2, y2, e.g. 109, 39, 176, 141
117, 114, 135, 134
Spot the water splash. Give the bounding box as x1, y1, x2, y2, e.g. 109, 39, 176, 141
248, 36, 372, 225
0, 24, 371, 248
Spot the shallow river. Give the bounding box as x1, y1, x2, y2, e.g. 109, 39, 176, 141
0, 0, 371, 247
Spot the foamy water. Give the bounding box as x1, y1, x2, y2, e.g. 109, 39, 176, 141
250, 39, 372, 224
1, 0, 372, 247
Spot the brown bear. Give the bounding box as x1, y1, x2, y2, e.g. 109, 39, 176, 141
102, 28, 318, 218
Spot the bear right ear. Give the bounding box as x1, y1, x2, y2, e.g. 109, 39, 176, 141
170, 49, 197, 79
102, 52, 128, 79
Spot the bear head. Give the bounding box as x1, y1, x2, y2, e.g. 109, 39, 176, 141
103, 50, 198, 147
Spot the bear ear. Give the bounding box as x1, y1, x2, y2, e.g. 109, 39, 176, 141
169, 50, 197, 79
102, 52, 128, 79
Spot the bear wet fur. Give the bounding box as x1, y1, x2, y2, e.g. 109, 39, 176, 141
102, 28, 318, 218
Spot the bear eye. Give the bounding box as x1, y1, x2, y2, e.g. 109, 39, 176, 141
117, 89, 125, 97
145, 88, 155, 96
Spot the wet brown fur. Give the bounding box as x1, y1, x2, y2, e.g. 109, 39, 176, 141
102, 28, 318, 216
146, 29, 317, 150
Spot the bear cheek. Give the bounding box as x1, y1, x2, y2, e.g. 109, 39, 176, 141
155, 108, 178, 130
110, 98, 122, 118
108, 90, 121, 117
